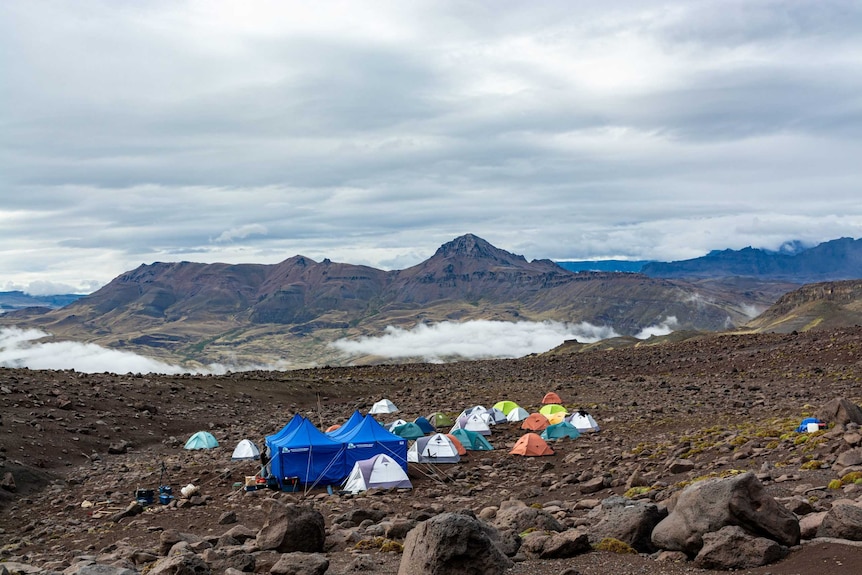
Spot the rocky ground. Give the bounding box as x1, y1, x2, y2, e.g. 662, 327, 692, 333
3, 327, 862, 574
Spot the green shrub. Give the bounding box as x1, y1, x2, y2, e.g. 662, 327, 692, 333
594, 538, 637, 554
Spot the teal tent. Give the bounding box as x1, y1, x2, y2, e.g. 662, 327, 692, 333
184, 431, 219, 450
391, 422, 426, 440
541, 421, 581, 441
451, 428, 493, 451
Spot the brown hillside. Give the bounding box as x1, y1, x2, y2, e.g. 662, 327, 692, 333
745, 280, 862, 333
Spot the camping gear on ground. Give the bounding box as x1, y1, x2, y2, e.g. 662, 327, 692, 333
568, 410, 600, 432
231, 439, 261, 460
450, 427, 494, 451
370, 399, 399, 414
407, 433, 461, 463
413, 416, 436, 434
539, 404, 568, 417
342, 454, 413, 494
492, 400, 520, 415
158, 485, 173, 505
184, 431, 219, 450
391, 422, 426, 440
180, 483, 199, 498
542, 392, 562, 404
427, 412, 454, 428
521, 413, 550, 431
796, 417, 826, 433
541, 421, 581, 441
135, 488, 154, 505
453, 412, 492, 436
506, 406, 530, 423
510, 433, 555, 456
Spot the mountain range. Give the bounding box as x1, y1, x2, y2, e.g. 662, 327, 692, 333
2, 233, 861, 369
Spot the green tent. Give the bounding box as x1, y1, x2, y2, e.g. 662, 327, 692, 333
184, 431, 219, 450
427, 412, 454, 428
392, 422, 426, 440
492, 400, 520, 415
451, 428, 493, 451
539, 404, 568, 417
541, 421, 581, 441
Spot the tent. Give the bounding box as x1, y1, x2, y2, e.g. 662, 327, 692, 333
539, 404, 568, 417
796, 417, 826, 433
184, 431, 219, 450
407, 433, 461, 463
541, 421, 581, 441
386, 419, 409, 431
413, 416, 436, 434
454, 413, 491, 436
266, 414, 305, 444
428, 412, 455, 428
391, 422, 425, 440
342, 454, 412, 494
325, 424, 341, 433
485, 407, 508, 425
370, 399, 399, 414
444, 434, 467, 455
326, 410, 365, 439
569, 411, 600, 432
542, 392, 562, 404
546, 412, 567, 425
521, 413, 550, 431
461, 405, 487, 418
450, 428, 493, 451
506, 407, 530, 423
337, 415, 409, 471
510, 433, 555, 456
266, 418, 346, 487
231, 439, 261, 460
492, 400, 520, 415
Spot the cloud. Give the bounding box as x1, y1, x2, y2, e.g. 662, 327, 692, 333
1, 1, 862, 291
331, 320, 620, 362
213, 223, 268, 243
634, 316, 679, 339
0, 327, 288, 374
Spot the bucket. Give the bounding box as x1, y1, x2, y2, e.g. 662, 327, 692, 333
135, 489, 154, 505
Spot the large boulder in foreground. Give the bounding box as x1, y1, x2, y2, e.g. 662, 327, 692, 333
588, 496, 666, 553
694, 525, 787, 570
816, 503, 862, 541
256, 501, 326, 553
651, 472, 799, 556
398, 511, 513, 575
492, 499, 563, 534
818, 398, 862, 426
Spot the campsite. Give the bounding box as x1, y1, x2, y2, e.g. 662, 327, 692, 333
2, 327, 862, 574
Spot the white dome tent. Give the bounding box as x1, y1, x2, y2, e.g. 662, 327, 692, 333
369, 399, 399, 414
230, 439, 261, 460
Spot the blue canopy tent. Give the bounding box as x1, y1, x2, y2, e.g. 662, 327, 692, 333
326, 410, 365, 440
266, 414, 306, 445
266, 417, 346, 488
336, 415, 408, 471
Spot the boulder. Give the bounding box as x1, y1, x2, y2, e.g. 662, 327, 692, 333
588, 496, 666, 553
694, 525, 786, 569
799, 511, 828, 540
64, 565, 138, 575
256, 501, 325, 553
816, 503, 862, 541
819, 398, 862, 426
269, 552, 329, 575
651, 472, 799, 555
521, 529, 590, 559
398, 511, 513, 575
1, 472, 16, 492
159, 530, 205, 555
493, 500, 563, 534
147, 553, 211, 575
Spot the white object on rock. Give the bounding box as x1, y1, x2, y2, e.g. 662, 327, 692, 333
180, 483, 199, 498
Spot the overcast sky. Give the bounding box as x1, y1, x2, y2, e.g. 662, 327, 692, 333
3, 1, 862, 295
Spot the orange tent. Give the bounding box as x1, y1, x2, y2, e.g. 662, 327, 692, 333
542, 391, 562, 404
445, 434, 467, 456
325, 424, 341, 433
510, 433, 555, 456
521, 413, 550, 431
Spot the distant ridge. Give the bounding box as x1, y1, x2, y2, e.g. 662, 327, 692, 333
641, 237, 862, 282
745, 279, 862, 333
0, 234, 783, 367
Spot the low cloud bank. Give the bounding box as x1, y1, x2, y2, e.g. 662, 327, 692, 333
634, 316, 679, 339
331, 320, 621, 362
0, 327, 286, 375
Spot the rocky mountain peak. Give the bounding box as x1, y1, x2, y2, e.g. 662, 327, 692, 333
433, 234, 527, 265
